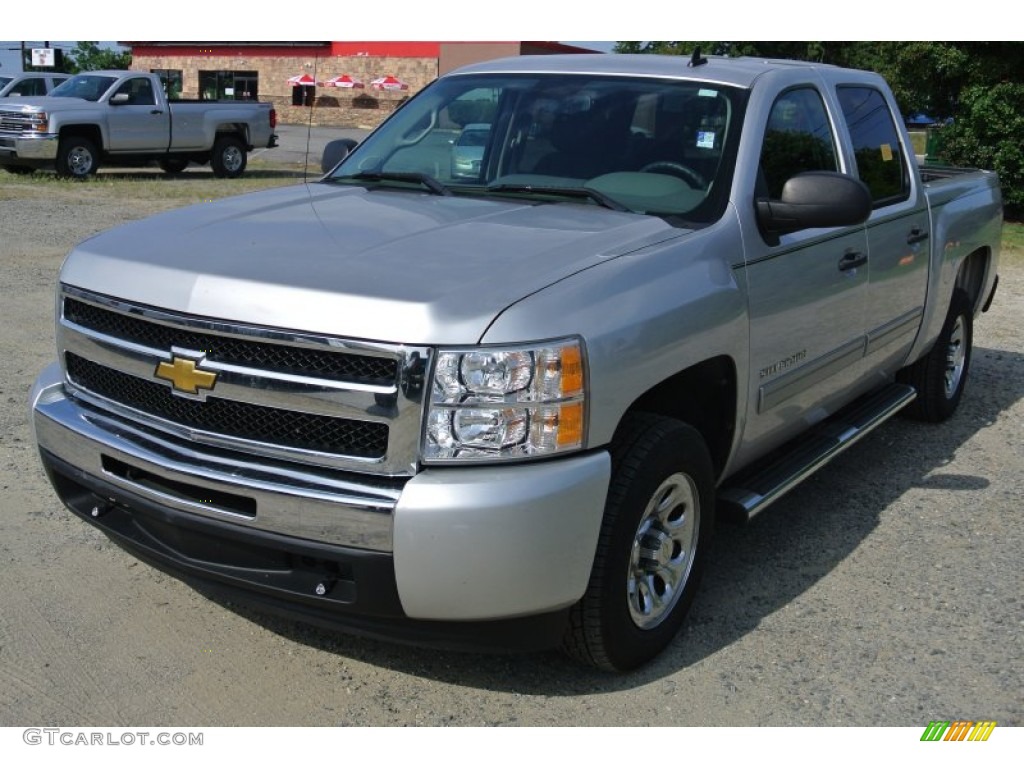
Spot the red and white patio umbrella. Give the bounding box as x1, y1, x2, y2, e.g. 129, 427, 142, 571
320, 75, 365, 89
370, 75, 409, 91
286, 74, 317, 86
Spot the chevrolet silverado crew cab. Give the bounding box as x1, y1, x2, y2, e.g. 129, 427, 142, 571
30, 54, 1001, 671
0, 70, 277, 178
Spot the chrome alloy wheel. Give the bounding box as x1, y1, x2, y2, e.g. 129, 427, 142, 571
627, 472, 700, 629
67, 144, 95, 176
944, 314, 967, 398
221, 145, 244, 173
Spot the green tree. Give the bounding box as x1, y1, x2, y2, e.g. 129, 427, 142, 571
64, 41, 131, 73
614, 41, 1024, 218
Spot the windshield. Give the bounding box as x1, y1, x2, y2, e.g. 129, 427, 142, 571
0, 76, 13, 90
328, 73, 746, 224
49, 74, 118, 102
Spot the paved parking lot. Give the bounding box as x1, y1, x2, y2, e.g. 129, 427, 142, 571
250, 124, 370, 170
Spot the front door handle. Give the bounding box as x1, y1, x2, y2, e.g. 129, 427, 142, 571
838, 250, 868, 271
907, 226, 929, 245
150, 109, 164, 115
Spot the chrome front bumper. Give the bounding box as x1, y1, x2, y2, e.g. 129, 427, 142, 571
0, 133, 59, 160
31, 362, 610, 622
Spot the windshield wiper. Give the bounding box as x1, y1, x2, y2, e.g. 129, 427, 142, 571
486, 183, 630, 212
334, 171, 452, 196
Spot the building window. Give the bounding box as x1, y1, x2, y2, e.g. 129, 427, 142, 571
292, 85, 315, 107
199, 70, 258, 101
151, 69, 183, 99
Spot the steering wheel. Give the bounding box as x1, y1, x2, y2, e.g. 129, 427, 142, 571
639, 161, 707, 189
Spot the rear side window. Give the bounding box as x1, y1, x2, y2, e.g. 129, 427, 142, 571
16, 77, 48, 96
759, 87, 838, 199
837, 86, 909, 206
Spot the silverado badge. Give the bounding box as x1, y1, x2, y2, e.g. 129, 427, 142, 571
155, 356, 218, 395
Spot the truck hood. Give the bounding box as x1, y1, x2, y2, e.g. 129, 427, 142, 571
62, 182, 685, 344
0, 95, 91, 111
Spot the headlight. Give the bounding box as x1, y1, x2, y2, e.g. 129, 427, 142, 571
424, 338, 587, 462
27, 111, 49, 133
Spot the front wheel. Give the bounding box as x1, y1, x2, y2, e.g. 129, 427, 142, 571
898, 288, 973, 422
210, 136, 247, 178
55, 136, 99, 179
563, 413, 715, 671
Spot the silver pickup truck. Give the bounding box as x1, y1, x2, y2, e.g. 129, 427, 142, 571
0, 71, 71, 99
29, 54, 1001, 671
0, 70, 277, 178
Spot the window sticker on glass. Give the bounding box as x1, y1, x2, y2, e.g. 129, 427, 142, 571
698, 89, 718, 98
697, 131, 716, 149
881, 143, 894, 162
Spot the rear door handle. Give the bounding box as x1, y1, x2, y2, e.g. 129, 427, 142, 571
838, 251, 868, 271
907, 226, 929, 245
150, 109, 164, 115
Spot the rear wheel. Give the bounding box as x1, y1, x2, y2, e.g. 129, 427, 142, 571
898, 288, 973, 422
563, 413, 715, 671
55, 135, 99, 179
210, 135, 247, 178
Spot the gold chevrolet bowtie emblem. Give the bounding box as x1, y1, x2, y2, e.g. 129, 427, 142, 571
155, 356, 218, 394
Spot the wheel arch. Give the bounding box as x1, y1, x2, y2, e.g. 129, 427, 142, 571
954, 246, 992, 315
215, 123, 250, 148
620, 355, 737, 480
58, 124, 104, 151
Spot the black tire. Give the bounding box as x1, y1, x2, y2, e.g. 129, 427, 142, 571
898, 288, 973, 422
55, 135, 99, 179
159, 157, 189, 174
2, 164, 35, 175
210, 135, 247, 178
563, 413, 715, 671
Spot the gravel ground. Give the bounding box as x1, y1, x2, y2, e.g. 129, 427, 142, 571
0, 172, 1021, 728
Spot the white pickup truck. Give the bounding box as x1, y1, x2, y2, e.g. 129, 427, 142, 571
30, 54, 1002, 671
0, 70, 277, 178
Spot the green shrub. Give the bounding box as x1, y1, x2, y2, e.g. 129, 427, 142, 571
934, 82, 1024, 219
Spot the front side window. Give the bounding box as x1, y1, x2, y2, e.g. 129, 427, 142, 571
759, 87, 839, 199
837, 86, 909, 206
114, 77, 156, 106
328, 73, 747, 225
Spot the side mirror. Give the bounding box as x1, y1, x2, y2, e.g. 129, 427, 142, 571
757, 171, 872, 237
110, 93, 130, 105
321, 138, 359, 174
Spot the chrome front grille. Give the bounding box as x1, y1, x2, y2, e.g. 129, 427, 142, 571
0, 110, 40, 132
58, 286, 429, 476
65, 353, 390, 457
63, 298, 397, 385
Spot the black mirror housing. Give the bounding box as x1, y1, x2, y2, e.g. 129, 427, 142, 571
757, 171, 872, 237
